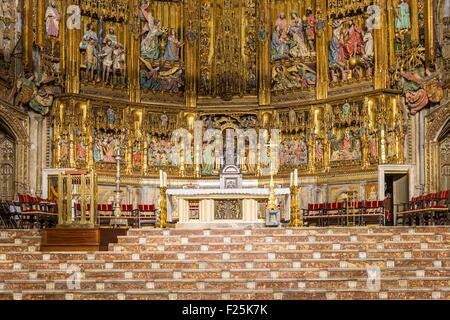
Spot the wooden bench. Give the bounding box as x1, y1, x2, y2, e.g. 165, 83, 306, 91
396, 190, 450, 226
303, 200, 385, 226
16, 194, 58, 228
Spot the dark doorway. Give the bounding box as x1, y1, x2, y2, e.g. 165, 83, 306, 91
385, 173, 409, 226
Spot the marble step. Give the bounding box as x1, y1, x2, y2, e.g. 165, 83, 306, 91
126, 226, 450, 237
3, 248, 449, 263
0, 230, 41, 238
3, 277, 450, 292
3, 257, 449, 273
4, 267, 447, 282
2, 288, 448, 300
117, 233, 450, 244
111, 242, 450, 252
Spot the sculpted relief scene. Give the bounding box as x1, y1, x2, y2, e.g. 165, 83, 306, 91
0, 0, 448, 202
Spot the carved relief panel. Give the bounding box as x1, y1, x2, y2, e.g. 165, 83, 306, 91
138, 0, 185, 102
270, 0, 318, 100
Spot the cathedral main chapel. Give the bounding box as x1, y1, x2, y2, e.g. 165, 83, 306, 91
0, 0, 449, 301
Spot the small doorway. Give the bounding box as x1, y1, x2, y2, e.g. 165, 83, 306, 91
384, 173, 409, 226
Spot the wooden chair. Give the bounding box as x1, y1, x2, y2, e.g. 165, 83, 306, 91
137, 204, 156, 227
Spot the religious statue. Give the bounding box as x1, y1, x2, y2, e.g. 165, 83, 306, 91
113, 43, 126, 86
80, 24, 99, 82
315, 139, 324, 164
271, 25, 289, 61
59, 133, 69, 161
101, 40, 114, 83
345, 19, 364, 59
368, 134, 378, 161
104, 28, 118, 46
395, 0, 411, 31
93, 135, 103, 162
66, 4, 80, 30
202, 136, 215, 175
366, 5, 381, 30
141, 10, 164, 60
132, 141, 141, 166
288, 109, 297, 127
45, 0, 60, 38
305, 8, 315, 53
106, 107, 115, 125
76, 135, 87, 161
164, 29, 182, 62
160, 113, 169, 130
329, 20, 343, 66
289, 11, 308, 58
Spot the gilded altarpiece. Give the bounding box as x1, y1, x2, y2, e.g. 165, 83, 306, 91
198, 0, 257, 101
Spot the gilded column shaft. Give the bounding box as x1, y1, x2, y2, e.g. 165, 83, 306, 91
410, 0, 419, 42
184, 0, 198, 108
424, 0, 434, 64
37, 0, 44, 47
374, 0, 388, 89
316, 3, 328, 100
258, 0, 270, 106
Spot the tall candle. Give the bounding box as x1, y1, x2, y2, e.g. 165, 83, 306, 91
294, 169, 298, 186
159, 170, 163, 186
163, 172, 167, 187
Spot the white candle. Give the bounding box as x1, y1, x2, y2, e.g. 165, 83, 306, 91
294, 169, 298, 186
163, 172, 167, 187
159, 170, 163, 186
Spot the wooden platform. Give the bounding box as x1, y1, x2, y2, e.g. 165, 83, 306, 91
40, 227, 128, 251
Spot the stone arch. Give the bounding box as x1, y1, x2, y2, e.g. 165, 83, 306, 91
425, 103, 450, 191
0, 103, 30, 198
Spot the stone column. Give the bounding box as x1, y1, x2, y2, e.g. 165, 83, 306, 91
178, 198, 189, 222
200, 199, 214, 222
242, 199, 258, 221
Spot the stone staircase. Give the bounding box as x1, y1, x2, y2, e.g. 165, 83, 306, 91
0, 227, 450, 299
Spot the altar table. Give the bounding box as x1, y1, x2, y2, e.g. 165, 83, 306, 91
166, 188, 290, 228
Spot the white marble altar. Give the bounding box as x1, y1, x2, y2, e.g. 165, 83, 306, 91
167, 188, 290, 229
